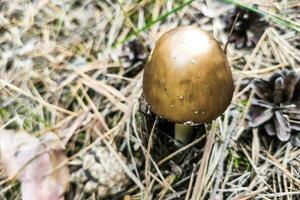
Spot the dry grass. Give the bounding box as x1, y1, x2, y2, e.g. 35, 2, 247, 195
0, 0, 300, 199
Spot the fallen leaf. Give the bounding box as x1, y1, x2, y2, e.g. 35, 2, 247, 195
0, 129, 69, 200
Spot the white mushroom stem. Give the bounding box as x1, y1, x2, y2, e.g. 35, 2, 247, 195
175, 124, 194, 145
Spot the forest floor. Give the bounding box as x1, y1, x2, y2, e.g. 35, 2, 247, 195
0, 0, 300, 200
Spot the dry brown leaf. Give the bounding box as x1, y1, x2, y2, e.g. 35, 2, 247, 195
0, 129, 69, 200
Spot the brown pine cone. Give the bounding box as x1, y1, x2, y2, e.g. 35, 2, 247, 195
71, 142, 129, 198
247, 69, 300, 146
224, 7, 268, 49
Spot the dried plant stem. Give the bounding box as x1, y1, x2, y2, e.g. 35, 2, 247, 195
191, 124, 216, 200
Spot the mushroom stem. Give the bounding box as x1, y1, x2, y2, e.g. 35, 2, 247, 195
174, 124, 194, 145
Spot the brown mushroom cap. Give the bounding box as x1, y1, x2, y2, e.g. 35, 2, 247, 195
143, 26, 234, 124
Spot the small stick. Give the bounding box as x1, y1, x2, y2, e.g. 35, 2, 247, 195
224, 11, 240, 54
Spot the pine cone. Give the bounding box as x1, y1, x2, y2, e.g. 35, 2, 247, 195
247, 69, 300, 146
224, 7, 267, 49
71, 142, 129, 198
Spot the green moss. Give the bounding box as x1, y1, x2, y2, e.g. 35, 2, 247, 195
0, 108, 10, 120
228, 150, 251, 172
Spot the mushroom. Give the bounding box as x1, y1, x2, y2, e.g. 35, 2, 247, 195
143, 26, 234, 144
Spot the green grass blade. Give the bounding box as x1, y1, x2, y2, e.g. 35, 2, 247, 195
113, 0, 196, 48
222, 0, 300, 32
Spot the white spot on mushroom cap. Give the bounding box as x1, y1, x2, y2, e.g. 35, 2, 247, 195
190, 58, 196, 64
183, 121, 200, 126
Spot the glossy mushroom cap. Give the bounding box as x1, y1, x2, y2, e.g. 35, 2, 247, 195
143, 26, 234, 124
